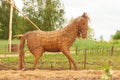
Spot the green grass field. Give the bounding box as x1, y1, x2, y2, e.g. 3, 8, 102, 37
1, 52, 120, 70
1, 38, 120, 50
73, 39, 120, 49
1, 39, 120, 70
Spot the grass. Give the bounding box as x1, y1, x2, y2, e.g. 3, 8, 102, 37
0, 39, 19, 45
1, 50, 120, 70
0, 39, 20, 53
1, 38, 120, 51
72, 39, 120, 49
1, 39, 120, 70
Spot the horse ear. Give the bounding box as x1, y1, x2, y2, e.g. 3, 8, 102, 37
82, 12, 90, 21
82, 12, 87, 18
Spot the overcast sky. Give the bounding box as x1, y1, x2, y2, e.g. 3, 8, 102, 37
14, 0, 120, 41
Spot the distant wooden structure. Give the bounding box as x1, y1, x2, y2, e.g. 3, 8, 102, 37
8, 34, 23, 52
14, 34, 23, 39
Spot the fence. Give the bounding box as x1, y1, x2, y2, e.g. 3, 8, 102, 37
0, 45, 120, 70
73, 46, 120, 69
0, 44, 19, 57
74, 46, 115, 55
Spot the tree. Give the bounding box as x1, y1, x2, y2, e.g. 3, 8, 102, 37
99, 35, 104, 42
0, 0, 18, 39
87, 27, 94, 40
112, 30, 120, 40
0, 22, 2, 33
22, 0, 65, 31
14, 16, 27, 34
0, 1, 10, 39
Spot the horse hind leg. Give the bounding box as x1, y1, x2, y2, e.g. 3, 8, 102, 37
30, 47, 44, 70
62, 49, 78, 70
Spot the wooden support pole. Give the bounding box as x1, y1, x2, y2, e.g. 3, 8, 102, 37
8, 0, 13, 52
84, 49, 87, 69
75, 46, 78, 55
110, 46, 114, 56
5, 0, 40, 30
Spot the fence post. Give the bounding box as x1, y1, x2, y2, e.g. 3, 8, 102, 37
4, 45, 6, 57
75, 46, 78, 55
110, 46, 114, 56
50, 62, 53, 70
84, 49, 87, 69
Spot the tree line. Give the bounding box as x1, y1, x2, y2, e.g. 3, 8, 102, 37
1, 0, 118, 40
0, 0, 65, 39
112, 30, 120, 40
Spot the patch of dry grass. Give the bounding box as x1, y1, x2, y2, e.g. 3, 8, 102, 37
1, 70, 120, 80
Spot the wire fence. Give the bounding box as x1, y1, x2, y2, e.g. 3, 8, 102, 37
0, 44, 120, 70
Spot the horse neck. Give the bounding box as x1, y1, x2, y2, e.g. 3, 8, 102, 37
64, 23, 78, 39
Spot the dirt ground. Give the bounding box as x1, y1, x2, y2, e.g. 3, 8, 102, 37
0, 70, 120, 80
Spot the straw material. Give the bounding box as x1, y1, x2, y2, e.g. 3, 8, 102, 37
19, 13, 89, 70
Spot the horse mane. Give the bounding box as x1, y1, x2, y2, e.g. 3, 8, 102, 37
66, 12, 89, 38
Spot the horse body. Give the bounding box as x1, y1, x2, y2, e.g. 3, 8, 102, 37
26, 30, 62, 52
19, 13, 89, 70
25, 24, 78, 52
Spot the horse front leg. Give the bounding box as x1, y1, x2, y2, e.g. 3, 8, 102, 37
67, 51, 72, 70
69, 60, 72, 70
61, 49, 78, 70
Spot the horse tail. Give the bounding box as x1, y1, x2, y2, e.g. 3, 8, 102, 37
19, 33, 27, 70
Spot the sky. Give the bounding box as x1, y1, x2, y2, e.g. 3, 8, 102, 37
14, 0, 120, 41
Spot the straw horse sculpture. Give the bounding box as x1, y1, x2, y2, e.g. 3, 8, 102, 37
19, 13, 89, 70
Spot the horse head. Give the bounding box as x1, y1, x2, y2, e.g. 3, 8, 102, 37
75, 13, 89, 38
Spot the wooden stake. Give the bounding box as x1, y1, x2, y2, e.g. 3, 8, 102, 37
84, 49, 87, 69
110, 46, 114, 56
8, 0, 13, 52
5, 0, 40, 30
75, 46, 78, 55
